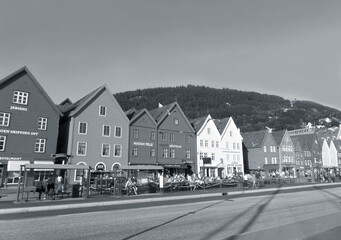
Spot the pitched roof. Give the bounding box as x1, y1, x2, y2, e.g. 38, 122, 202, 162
241, 130, 268, 149
290, 133, 317, 150
128, 108, 157, 126
149, 101, 195, 133
149, 102, 175, 123
190, 115, 208, 133
271, 130, 286, 145
0, 66, 62, 116
59, 86, 103, 116
214, 118, 229, 135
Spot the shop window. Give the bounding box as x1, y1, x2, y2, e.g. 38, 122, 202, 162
0, 112, 10, 126
13, 91, 29, 105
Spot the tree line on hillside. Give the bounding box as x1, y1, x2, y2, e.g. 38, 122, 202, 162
114, 85, 341, 132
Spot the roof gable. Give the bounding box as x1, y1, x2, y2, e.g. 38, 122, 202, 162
241, 130, 268, 149
0, 66, 63, 116
129, 108, 157, 127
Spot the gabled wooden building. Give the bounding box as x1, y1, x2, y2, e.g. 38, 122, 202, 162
0, 67, 62, 186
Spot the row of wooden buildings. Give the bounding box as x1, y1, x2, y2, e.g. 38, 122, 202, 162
0, 67, 340, 186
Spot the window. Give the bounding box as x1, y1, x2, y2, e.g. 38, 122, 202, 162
114, 144, 122, 157
211, 153, 215, 161
0, 113, 10, 127
205, 140, 208, 147
161, 132, 168, 141
38, 117, 48, 130
162, 148, 168, 158
151, 131, 156, 140
271, 157, 277, 164
226, 142, 229, 149
185, 135, 190, 143
133, 129, 139, 139
103, 125, 111, 137
185, 150, 191, 159
99, 106, 107, 116
132, 147, 138, 156
207, 128, 211, 134
101, 143, 110, 157
115, 126, 122, 138
78, 122, 87, 134
34, 138, 46, 153
211, 141, 215, 148
263, 146, 267, 152
170, 148, 176, 158
173, 118, 179, 125
230, 131, 233, 137
75, 163, 86, 181
13, 91, 29, 105
199, 152, 203, 160
77, 142, 87, 156
237, 143, 240, 150
150, 148, 156, 157
0, 136, 6, 151
216, 141, 219, 148
233, 143, 236, 150
170, 133, 175, 142
265, 157, 268, 164
200, 140, 204, 147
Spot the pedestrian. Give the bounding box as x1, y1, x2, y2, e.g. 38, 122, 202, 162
35, 180, 44, 200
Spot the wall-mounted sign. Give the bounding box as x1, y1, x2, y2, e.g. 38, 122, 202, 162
0, 157, 22, 161
0, 129, 38, 136
133, 141, 153, 147
169, 144, 182, 149
10, 106, 28, 111
203, 157, 212, 164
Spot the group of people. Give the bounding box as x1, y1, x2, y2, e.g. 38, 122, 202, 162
35, 176, 63, 200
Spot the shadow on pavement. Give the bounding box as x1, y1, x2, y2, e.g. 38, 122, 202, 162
201, 186, 282, 240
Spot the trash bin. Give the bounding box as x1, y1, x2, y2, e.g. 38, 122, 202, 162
72, 184, 80, 198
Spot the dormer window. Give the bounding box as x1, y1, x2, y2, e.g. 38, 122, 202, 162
13, 91, 29, 105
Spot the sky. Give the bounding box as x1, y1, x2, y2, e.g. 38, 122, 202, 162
1, 0, 341, 110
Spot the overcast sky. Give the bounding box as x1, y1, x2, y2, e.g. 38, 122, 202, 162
1, 0, 341, 110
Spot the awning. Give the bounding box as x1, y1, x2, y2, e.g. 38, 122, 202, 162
8, 161, 30, 171
120, 165, 163, 170
33, 161, 54, 171
24, 164, 90, 170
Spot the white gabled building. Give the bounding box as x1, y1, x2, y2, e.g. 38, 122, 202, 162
215, 117, 244, 177
191, 115, 222, 178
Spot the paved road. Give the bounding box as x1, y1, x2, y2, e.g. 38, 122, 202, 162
1, 185, 341, 240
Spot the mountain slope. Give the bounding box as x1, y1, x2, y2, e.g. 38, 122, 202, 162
114, 85, 341, 132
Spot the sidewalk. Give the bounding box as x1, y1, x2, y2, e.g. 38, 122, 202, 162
1, 182, 340, 215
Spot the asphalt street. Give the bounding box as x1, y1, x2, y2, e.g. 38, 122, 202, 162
1, 184, 341, 240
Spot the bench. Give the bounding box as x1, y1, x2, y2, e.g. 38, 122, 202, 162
57, 191, 72, 198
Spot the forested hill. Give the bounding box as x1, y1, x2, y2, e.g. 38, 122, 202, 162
114, 85, 341, 132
